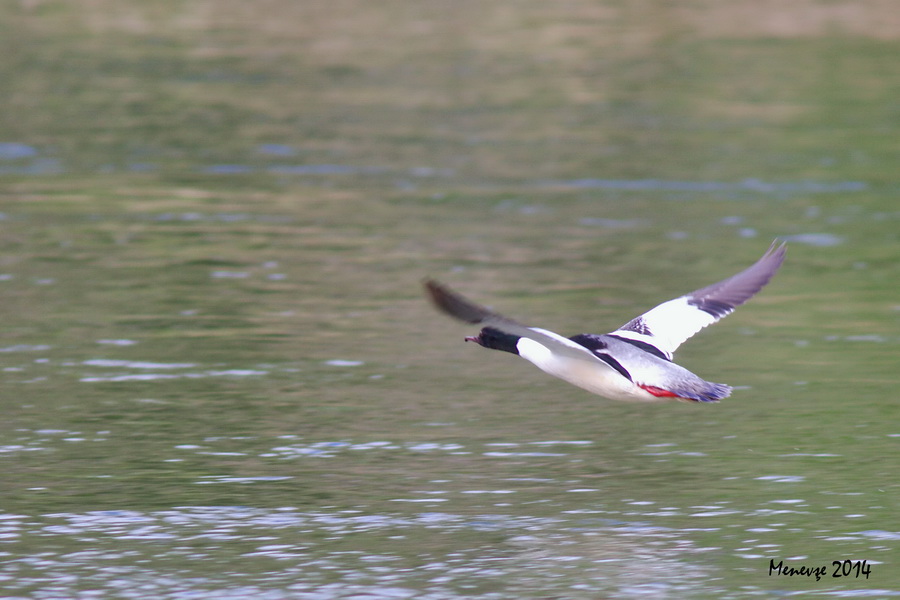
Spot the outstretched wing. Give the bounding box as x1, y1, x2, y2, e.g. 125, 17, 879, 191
607, 241, 786, 360
423, 279, 599, 362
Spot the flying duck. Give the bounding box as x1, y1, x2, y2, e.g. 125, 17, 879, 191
424, 241, 786, 403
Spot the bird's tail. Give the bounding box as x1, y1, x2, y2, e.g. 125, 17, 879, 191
690, 382, 732, 403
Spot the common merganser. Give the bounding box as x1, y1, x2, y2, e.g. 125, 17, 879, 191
424, 241, 786, 403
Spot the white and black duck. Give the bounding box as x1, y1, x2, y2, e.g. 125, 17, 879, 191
425, 242, 786, 403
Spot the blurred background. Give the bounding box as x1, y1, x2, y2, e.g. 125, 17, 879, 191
1, 1, 897, 598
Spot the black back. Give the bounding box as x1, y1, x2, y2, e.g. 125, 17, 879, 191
569, 333, 633, 382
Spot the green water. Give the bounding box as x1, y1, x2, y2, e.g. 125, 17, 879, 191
1, 2, 898, 598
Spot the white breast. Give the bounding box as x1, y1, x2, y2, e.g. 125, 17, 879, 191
516, 338, 657, 402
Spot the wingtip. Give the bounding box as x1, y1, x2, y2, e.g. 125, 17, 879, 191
423, 278, 492, 324
422, 277, 452, 313
737, 239, 787, 292
422, 277, 441, 297
762, 239, 788, 271
423, 277, 452, 301
767, 238, 788, 259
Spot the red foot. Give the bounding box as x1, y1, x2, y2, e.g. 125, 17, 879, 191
638, 384, 680, 398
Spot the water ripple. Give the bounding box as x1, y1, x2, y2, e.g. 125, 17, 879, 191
536, 177, 866, 194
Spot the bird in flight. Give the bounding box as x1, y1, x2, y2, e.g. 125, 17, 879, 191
424, 242, 786, 403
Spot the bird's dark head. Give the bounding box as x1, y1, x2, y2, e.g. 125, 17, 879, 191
465, 327, 520, 355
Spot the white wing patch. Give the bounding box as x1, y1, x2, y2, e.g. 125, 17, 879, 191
607, 241, 785, 358
609, 297, 719, 360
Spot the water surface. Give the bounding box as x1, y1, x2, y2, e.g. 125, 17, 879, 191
1, 1, 898, 598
